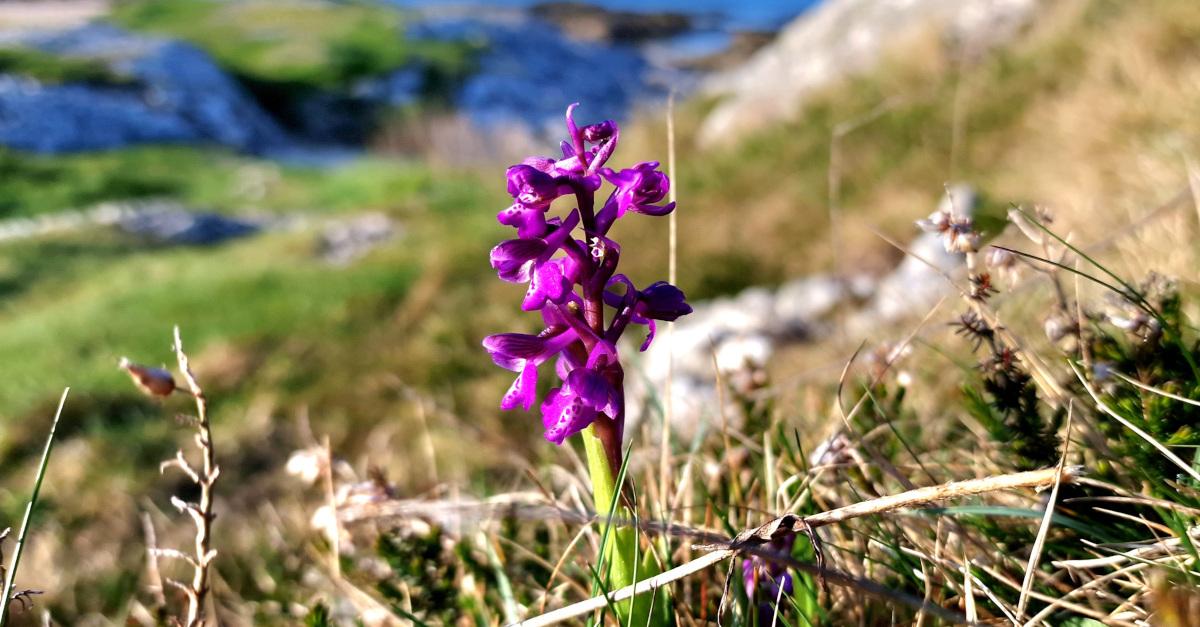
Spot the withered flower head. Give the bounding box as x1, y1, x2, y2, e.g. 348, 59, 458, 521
119, 357, 176, 397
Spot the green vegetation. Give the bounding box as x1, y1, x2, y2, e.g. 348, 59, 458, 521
0, 147, 478, 218
109, 0, 476, 89
0, 46, 131, 86
0, 0, 1199, 622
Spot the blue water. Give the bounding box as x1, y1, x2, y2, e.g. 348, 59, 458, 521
393, 0, 825, 131
393, 0, 822, 31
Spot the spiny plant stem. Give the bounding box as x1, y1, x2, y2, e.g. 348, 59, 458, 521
0, 388, 67, 627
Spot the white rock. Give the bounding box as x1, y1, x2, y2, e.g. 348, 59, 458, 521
699, 0, 1042, 145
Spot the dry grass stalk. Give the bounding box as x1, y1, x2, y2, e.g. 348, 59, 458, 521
661, 90, 678, 520
0, 388, 67, 626
516, 466, 1075, 625
161, 327, 220, 627
1016, 402, 1073, 621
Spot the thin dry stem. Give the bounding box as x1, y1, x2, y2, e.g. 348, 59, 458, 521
661, 90, 678, 518
1017, 402, 1073, 621
170, 327, 219, 627
518, 467, 1073, 625
321, 435, 341, 580
141, 513, 166, 610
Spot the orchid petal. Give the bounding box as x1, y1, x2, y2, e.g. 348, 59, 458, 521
541, 387, 596, 445
501, 362, 539, 411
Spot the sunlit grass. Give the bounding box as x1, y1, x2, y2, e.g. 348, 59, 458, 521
109, 0, 475, 89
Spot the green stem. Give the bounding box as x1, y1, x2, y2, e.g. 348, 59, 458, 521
582, 424, 672, 626
0, 388, 68, 627
582, 423, 633, 588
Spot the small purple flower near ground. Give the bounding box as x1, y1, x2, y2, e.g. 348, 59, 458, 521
483, 104, 692, 448
742, 532, 797, 624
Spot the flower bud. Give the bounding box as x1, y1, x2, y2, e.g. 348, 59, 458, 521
581, 120, 617, 143
119, 357, 176, 397
637, 281, 692, 321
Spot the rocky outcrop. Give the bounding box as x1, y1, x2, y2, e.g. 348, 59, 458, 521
626, 185, 976, 437
409, 16, 673, 134
699, 0, 1041, 144
318, 213, 397, 266
530, 2, 692, 43
0, 24, 285, 153
117, 205, 263, 246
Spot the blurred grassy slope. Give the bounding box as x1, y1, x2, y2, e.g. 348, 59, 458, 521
0, 0, 1197, 619
0, 0, 1195, 483
0, 46, 131, 86
108, 0, 474, 89
0, 147, 466, 217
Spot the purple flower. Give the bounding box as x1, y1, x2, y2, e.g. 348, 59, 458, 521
542, 341, 621, 443
581, 120, 617, 143
497, 165, 564, 238
506, 164, 563, 209
741, 532, 796, 624
563, 103, 619, 176
483, 326, 578, 412
637, 281, 692, 321
523, 257, 581, 311
485, 103, 691, 447
489, 210, 579, 283
605, 276, 692, 351
540, 387, 597, 445
596, 162, 675, 232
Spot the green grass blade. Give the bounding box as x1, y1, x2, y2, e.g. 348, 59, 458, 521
0, 388, 68, 626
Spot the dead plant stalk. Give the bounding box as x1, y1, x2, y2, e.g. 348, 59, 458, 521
165, 327, 220, 627
518, 466, 1076, 625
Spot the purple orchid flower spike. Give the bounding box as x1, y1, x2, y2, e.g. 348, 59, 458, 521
484, 103, 692, 450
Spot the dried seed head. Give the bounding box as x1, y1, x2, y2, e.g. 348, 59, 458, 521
918, 209, 981, 253
969, 272, 998, 301
946, 223, 981, 254
119, 357, 176, 397
951, 310, 995, 352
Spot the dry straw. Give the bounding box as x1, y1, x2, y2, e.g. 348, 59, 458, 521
515, 466, 1078, 625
